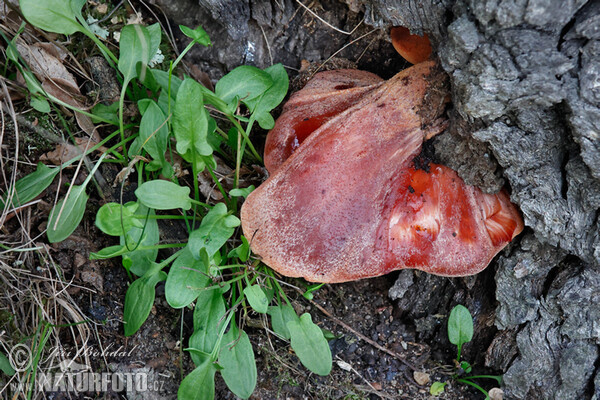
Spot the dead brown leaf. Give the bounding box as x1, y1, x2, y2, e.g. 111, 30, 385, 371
16, 40, 95, 134
40, 137, 102, 165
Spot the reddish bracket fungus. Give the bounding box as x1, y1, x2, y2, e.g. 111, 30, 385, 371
241, 62, 523, 283
390, 26, 432, 65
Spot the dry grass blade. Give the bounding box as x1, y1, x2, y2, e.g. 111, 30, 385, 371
0, 79, 20, 231
295, 0, 363, 35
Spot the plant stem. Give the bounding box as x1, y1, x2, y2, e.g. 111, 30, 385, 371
456, 378, 490, 398
190, 199, 213, 209
118, 83, 128, 161
171, 41, 196, 71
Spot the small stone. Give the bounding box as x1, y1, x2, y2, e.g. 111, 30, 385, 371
413, 371, 430, 386
489, 387, 504, 400
96, 3, 108, 14
336, 360, 352, 372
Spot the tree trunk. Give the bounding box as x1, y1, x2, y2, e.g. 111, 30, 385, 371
156, 1, 600, 398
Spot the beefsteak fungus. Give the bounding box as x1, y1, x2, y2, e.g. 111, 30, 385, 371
241, 62, 523, 283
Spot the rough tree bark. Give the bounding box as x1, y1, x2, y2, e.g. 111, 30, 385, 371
153, 0, 600, 398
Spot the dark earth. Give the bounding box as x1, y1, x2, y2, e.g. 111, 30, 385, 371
2, 0, 600, 399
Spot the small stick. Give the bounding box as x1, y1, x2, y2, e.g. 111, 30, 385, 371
295, 287, 418, 371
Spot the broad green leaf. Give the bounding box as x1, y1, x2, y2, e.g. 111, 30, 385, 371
121, 204, 159, 276
137, 62, 158, 92
135, 100, 169, 172
188, 203, 240, 257
178, 359, 216, 400
244, 64, 289, 129
138, 98, 153, 115
123, 267, 166, 336
165, 246, 209, 309
179, 25, 211, 46
95, 202, 141, 236
0, 352, 15, 376
20, 0, 84, 35
152, 69, 182, 99
215, 66, 273, 112
189, 289, 226, 366
118, 24, 152, 85
47, 185, 88, 243
287, 313, 332, 376
267, 304, 299, 340
243, 285, 268, 314
1, 163, 59, 210
229, 185, 255, 199
47, 153, 106, 243
146, 23, 162, 61
227, 235, 250, 262
430, 381, 446, 396
30, 96, 50, 113
91, 102, 119, 125
448, 305, 473, 348
174, 78, 212, 162
219, 328, 257, 399
135, 180, 191, 210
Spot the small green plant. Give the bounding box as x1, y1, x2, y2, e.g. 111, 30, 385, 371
5, 1, 334, 398
430, 304, 502, 399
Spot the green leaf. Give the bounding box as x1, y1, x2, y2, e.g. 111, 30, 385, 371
303, 283, 325, 301
460, 361, 472, 374
244, 64, 289, 129
219, 328, 257, 399
47, 185, 88, 243
227, 235, 250, 262
30, 96, 50, 113
121, 204, 159, 276
21, 70, 44, 94
118, 24, 152, 85
20, 0, 84, 35
178, 359, 216, 400
243, 285, 268, 314
91, 102, 119, 125
123, 268, 167, 336
146, 23, 162, 61
229, 185, 255, 199
215, 66, 273, 112
179, 25, 211, 46
95, 202, 141, 236
165, 246, 209, 309
174, 78, 212, 163
0, 352, 15, 376
430, 381, 447, 396
448, 305, 473, 351
135, 180, 192, 210
287, 313, 332, 376
137, 62, 158, 92
188, 203, 240, 258
321, 328, 338, 341
152, 69, 182, 99
267, 304, 298, 340
1, 163, 59, 210
189, 289, 226, 366
135, 100, 169, 171
90, 245, 128, 259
